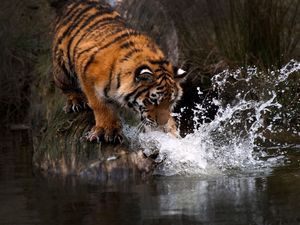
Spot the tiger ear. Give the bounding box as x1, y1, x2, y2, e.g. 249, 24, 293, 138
135, 67, 154, 82
173, 66, 187, 82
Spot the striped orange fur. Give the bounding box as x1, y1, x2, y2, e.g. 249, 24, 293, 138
52, 0, 187, 143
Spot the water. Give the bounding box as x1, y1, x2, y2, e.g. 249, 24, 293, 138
136, 60, 300, 176
1, 60, 300, 224
1, 131, 300, 225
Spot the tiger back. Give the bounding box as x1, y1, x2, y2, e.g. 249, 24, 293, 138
52, 0, 187, 143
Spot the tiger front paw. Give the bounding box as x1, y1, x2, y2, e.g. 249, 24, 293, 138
85, 125, 123, 144
64, 99, 89, 113
63, 92, 90, 113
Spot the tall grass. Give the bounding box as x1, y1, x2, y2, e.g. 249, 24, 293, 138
158, 0, 300, 87
206, 0, 300, 68
0, 0, 51, 125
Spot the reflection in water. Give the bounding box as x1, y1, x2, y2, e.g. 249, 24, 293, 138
1, 131, 300, 225
0, 131, 40, 224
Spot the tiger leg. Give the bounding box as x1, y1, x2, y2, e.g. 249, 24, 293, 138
63, 91, 89, 113
84, 93, 123, 143
53, 62, 89, 113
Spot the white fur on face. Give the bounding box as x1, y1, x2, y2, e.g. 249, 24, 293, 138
177, 68, 186, 76
140, 68, 153, 75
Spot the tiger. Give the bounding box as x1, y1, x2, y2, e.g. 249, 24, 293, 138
52, 0, 187, 143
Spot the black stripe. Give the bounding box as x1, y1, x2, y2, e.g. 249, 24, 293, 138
77, 46, 98, 63
77, 28, 124, 58
67, 11, 115, 71
64, 5, 100, 35
106, 26, 127, 36
154, 68, 165, 73
87, 1, 111, 10
92, 16, 123, 30
55, 1, 113, 30
101, 30, 140, 51
119, 49, 142, 62
149, 59, 169, 66
124, 80, 165, 103
56, 63, 81, 92
91, 16, 125, 31
165, 77, 174, 85
77, 30, 140, 63
55, 5, 84, 32
76, 15, 123, 43
98, 30, 140, 53
156, 86, 164, 91
146, 41, 159, 53
124, 86, 149, 102
127, 102, 133, 108
82, 49, 98, 76
55, 3, 80, 31
104, 63, 115, 98
156, 73, 166, 80
80, 29, 136, 76
74, 14, 122, 42
143, 98, 152, 106
75, 26, 125, 61
64, 3, 78, 15
165, 73, 173, 78
116, 73, 121, 89
156, 70, 173, 81
71, 16, 123, 64
54, 5, 95, 54
120, 41, 135, 49
156, 77, 167, 88
132, 87, 153, 102
72, 17, 122, 48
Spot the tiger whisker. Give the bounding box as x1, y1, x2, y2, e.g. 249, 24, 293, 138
139, 120, 148, 132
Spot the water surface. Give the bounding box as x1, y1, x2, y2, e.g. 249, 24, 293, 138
1, 130, 300, 225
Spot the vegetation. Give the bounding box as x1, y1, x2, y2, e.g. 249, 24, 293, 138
0, 0, 52, 125
1, 0, 299, 126
158, 0, 300, 85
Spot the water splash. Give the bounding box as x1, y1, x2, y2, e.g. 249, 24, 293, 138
127, 60, 300, 176
108, 0, 123, 7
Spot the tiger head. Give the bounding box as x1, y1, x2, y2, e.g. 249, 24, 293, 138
117, 54, 187, 132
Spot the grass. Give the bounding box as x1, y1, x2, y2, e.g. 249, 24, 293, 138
207, 0, 300, 68
158, 0, 300, 87
0, 0, 52, 125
